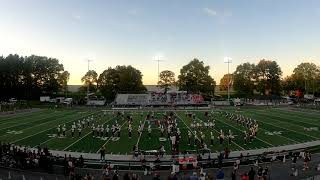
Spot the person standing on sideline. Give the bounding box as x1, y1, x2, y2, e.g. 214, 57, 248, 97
248, 167, 256, 180
100, 145, 106, 160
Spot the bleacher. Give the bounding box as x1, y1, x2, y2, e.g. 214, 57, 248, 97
114, 91, 206, 106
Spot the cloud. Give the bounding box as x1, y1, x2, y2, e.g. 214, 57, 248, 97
128, 8, 142, 16
203, 7, 217, 16
71, 14, 81, 21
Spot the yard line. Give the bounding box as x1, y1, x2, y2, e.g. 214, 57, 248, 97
11, 112, 92, 144
0, 110, 51, 124
214, 112, 300, 145
251, 110, 320, 129
0, 112, 80, 138
213, 116, 274, 147
33, 112, 97, 147
175, 112, 201, 142
0, 111, 73, 131
64, 116, 116, 151
135, 117, 146, 148
95, 118, 127, 153
193, 115, 246, 151
254, 117, 319, 140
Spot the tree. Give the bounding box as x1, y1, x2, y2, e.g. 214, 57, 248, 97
177, 58, 216, 95
281, 76, 294, 95
255, 60, 282, 95
219, 74, 234, 91
58, 71, 70, 96
97, 68, 119, 100
233, 63, 256, 96
98, 65, 146, 100
158, 70, 176, 93
292, 62, 319, 94
0, 54, 66, 100
81, 70, 98, 93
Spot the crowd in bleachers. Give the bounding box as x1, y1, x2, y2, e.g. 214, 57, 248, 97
1, 141, 319, 179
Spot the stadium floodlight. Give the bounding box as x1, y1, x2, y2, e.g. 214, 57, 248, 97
86, 59, 93, 102
224, 57, 232, 103
153, 55, 164, 85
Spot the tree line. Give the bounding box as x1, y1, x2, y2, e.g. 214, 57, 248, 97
219, 60, 320, 97
1, 54, 319, 101
0, 54, 69, 100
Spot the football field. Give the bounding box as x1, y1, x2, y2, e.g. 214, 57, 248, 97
0, 107, 320, 155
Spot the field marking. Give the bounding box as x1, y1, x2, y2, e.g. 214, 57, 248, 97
212, 114, 274, 147
63, 116, 116, 151
135, 117, 146, 148
175, 112, 201, 142
218, 111, 301, 144
0, 111, 74, 131
11, 112, 92, 144
95, 117, 128, 153
33, 112, 99, 147
0, 110, 52, 124
251, 110, 320, 129
245, 112, 320, 140
0, 111, 82, 138
192, 114, 246, 151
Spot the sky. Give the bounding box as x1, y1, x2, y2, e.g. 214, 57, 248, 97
0, 0, 320, 85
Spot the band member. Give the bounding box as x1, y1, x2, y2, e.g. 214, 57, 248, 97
62, 124, 66, 136
188, 131, 192, 145
219, 129, 224, 145
57, 125, 61, 137
210, 132, 214, 146
105, 125, 109, 137
128, 124, 132, 138
148, 125, 152, 139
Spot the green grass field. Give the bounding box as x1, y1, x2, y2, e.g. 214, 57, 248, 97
0, 107, 319, 155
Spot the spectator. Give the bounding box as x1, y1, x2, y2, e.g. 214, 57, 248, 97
257, 166, 263, 179
100, 145, 106, 161
231, 170, 236, 180
216, 168, 224, 180
79, 155, 84, 168
199, 173, 205, 180
123, 173, 130, 180
248, 167, 256, 180
241, 173, 249, 180
190, 172, 198, 180
153, 173, 161, 180
263, 166, 269, 180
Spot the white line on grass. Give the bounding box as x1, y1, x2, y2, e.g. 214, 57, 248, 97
95, 118, 128, 153
175, 112, 201, 142
195, 116, 246, 151
214, 116, 274, 147
256, 118, 319, 140
11, 112, 91, 144
33, 113, 98, 147
63, 116, 116, 151
214, 112, 300, 145
135, 118, 146, 148
0, 111, 71, 131
252, 110, 320, 130
0, 110, 52, 125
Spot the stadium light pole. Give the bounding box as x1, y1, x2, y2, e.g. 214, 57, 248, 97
224, 57, 232, 102
155, 57, 164, 85
86, 59, 93, 102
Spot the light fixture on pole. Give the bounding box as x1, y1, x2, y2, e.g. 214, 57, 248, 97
154, 55, 164, 85
86, 59, 93, 102
224, 57, 232, 103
